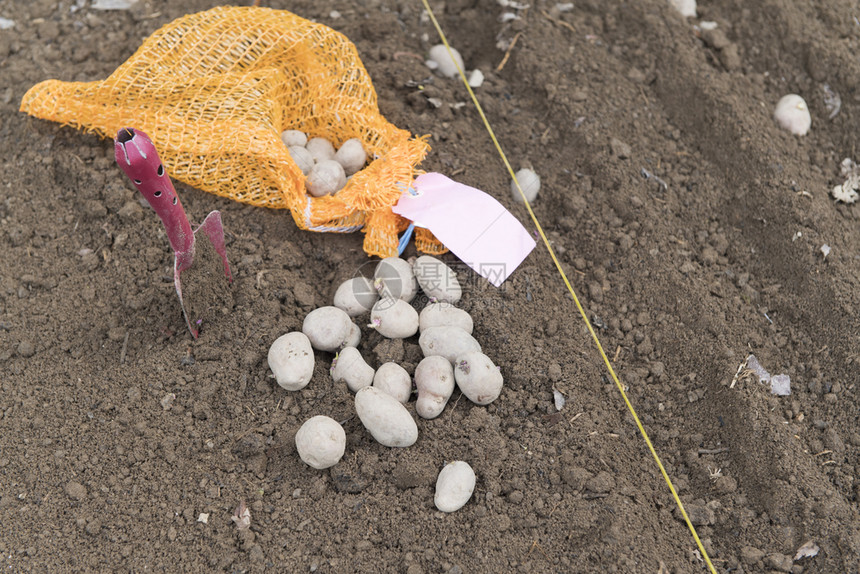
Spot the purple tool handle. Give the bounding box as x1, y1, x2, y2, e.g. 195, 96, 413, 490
114, 128, 194, 272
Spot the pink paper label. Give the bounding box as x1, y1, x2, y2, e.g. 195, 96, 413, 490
393, 172, 536, 287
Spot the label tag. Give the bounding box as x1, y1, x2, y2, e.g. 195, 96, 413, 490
393, 172, 536, 287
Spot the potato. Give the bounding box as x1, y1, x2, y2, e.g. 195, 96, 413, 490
288, 145, 314, 175
345, 321, 361, 348
306, 137, 336, 162
418, 326, 481, 363
414, 356, 454, 419
419, 302, 473, 334
434, 461, 476, 512
373, 362, 412, 403
428, 44, 464, 78
413, 256, 461, 303
774, 94, 811, 136
454, 352, 503, 405
355, 386, 418, 447
370, 297, 419, 339
511, 168, 540, 203
331, 346, 374, 392
280, 129, 308, 147
267, 332, 315, 391
295, 415, 345, 469
373, 257, 418, 302
306, 159, 346, 197
302, 306, 352, 352
334, 138, 368, 176
333, 277, 378, 317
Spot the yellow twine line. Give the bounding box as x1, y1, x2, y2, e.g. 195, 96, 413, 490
419, 2, 717, 572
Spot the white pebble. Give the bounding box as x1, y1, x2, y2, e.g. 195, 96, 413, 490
289, 146, 315, 175
306, 137, 336, 162
511, 168, 540, 203
370, 298, 419, 339
334, 138, 368, 176
302, 306, 352, 352
419, 302, 473, 334
281, 129, 308, 147
295, 415, 346, 469
374, 257, 418, 302
306, 160, 347, 197
454, 352, 503, 405
419, 326, 481, 363
467, 69, 484, 88
413, 256, 462, 303
667, 0, 696, 18
354, 386, 418, 447
774, 94, 811, 136
428, 44, 465, 78
333, 277, 379, 317
331, 347, 375, 392
414, 356, 455, 419
373, 362, 412, 403
434, 461, 476, 513
268, 332, 315, 391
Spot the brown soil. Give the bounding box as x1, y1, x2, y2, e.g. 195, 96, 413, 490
2, 0, 860, 572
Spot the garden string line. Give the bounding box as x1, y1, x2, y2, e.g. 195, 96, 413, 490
419, 1, 717, 571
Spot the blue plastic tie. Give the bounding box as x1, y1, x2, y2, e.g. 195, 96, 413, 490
397, 223, 415, 255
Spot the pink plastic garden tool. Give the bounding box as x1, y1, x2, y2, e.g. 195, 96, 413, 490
114, 127, 232, 339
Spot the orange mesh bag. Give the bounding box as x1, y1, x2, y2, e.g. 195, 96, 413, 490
20, 5, 447, 257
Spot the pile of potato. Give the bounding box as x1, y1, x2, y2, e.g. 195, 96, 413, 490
281, 129, 368, 197
267, 255, 501, 512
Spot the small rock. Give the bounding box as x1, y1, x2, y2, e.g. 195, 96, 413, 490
585, 471, 616, 494
740, 546, 765, 564
85, 519, 101, 536
248, 544, 265, 563
715, 475, 737, 494
65, 481, 87, 501
17, 341, 35, 358
329, 467, 368, 493
610, 137, 632, 159
678, 503, 714, 526
562, 466, 592, 490
764, 553, 794, 572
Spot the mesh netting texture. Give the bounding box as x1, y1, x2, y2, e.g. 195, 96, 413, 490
20, 5, 446, 257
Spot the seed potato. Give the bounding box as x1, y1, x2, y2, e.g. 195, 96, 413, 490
306, 159, 346, 197
331, 346, 374, 392
306, 137, 336, 162
334, 138, 368, 175
454, 351, 503, 405
267, 332, 315, 391
280, 129, 308, 147
333, 277, 378, 317
434, 461, 476, 512
370, 298, 419, 339
413, 256, 461, 303
511, 168, 540, 203
414, 356, 455, 419
302, 306, 352, 352
295, 415, 346, 469
419, 302, 473, 334
288, 145, 314, 175
374, 257, 418, 302
418, 326, 481, 363
373, 362, 412, 403
354, 386, 418, 447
